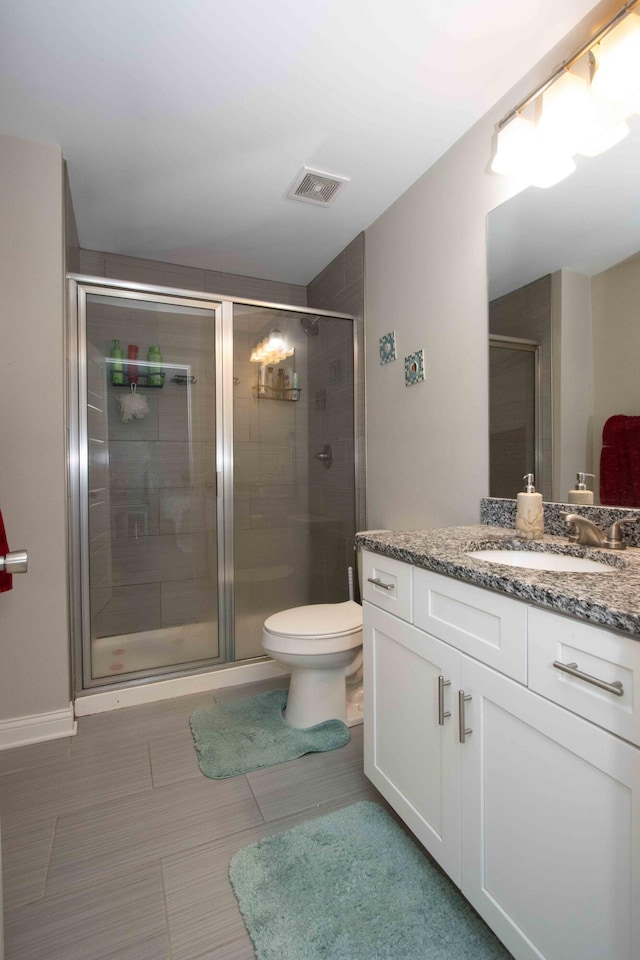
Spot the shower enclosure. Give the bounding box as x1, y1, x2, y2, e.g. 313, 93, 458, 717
68, 278, 360, 694
489, 335, 541, 499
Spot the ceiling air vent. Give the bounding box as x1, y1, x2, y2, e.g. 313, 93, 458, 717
286, 167, 349, 206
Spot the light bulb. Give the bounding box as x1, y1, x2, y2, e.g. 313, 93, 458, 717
491, 116, 536, 177
492, 112, 576, 188
537, 71, 595, 157
592, 12, 640, 102
268, 328, 285, 352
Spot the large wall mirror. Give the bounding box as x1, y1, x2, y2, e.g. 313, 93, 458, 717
487, 119, 640, 507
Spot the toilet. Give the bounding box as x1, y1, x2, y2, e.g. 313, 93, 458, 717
262, 600, 363, 729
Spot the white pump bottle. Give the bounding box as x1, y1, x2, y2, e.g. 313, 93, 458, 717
567, 472, 594, 505
515, 473, 544, 540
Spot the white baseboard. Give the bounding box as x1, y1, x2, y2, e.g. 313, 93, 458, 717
74, 659, 289, 717
0, 703, 77, 750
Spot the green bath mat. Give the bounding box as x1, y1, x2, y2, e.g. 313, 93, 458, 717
190, 688, 350, 778
229, 801, 512, 960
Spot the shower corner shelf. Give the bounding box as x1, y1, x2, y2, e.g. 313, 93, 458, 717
109, 374, 197, 388
252, 385, 302, 401
110, 373, 165, 389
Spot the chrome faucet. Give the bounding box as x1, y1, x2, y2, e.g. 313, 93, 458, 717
561, 513, 635, 550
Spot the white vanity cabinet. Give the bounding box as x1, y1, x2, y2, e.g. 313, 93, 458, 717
362, 549, 640, 960
459, 655, 639, 960
364, 602, 462, 880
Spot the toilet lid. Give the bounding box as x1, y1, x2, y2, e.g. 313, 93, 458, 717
264, 601, 362, 639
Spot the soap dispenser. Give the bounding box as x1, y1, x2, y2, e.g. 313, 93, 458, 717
567, 472, 594, 505
515, 473, 544, 540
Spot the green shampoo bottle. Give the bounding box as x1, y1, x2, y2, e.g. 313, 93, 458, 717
110, 339, 124, 385
147, 345, 163, 387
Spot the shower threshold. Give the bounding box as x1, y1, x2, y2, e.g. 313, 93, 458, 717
91, 621, 219, 678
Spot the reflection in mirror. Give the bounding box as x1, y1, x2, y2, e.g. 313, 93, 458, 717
487, 120, 640, 507
489, 336, 540, 498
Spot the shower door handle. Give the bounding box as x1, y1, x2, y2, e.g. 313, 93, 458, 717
0, 550, 28, 574
315, 444, 333, 468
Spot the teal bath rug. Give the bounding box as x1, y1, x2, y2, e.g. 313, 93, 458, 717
190, 689, 350, 779
229, 801, 512, 960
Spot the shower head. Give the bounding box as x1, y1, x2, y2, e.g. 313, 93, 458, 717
300, 316, 320, 336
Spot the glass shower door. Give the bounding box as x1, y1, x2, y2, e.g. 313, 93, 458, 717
232, 304, 357, 660
79, 288, 221, 685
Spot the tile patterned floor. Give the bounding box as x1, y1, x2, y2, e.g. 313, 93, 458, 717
0, 679, 380, 959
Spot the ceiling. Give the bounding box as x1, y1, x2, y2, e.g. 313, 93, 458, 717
0, 0, 602, 285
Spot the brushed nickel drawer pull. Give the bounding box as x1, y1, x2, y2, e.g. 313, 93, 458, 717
367, 577, 394, 591
552, 660, 624, 697
458, 690, 472, 743
438, 676, 451, 726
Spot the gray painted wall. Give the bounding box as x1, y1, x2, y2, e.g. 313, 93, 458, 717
0, 136, 70, 722
363, 1, 615, 532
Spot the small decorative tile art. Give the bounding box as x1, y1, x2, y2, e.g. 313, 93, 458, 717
379, 331, 397, 365
404, 349, 425, 386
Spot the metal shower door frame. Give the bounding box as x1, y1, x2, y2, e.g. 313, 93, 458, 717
489, 334, 543, 497
69, 279, 227, 693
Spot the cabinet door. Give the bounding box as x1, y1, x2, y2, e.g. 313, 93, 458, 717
363, 602, 461, 882
459, 655, 640, 960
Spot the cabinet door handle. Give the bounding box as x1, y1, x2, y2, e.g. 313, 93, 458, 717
367, 577, 394, 591
552, 660, 624, 697
458, 690, 472, 743
438, 676, 451, 725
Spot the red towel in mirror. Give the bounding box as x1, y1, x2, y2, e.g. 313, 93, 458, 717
600, 415, 640, 507
0, 511, 13, 592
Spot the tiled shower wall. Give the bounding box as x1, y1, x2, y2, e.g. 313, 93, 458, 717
77, 248, 307, 307
306, 234, 365, 600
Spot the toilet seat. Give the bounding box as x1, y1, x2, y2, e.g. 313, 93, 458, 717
263, 601, 362, 655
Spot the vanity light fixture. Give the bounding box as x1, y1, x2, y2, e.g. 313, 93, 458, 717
591, 10, 640, 101
492, 0, 640, 188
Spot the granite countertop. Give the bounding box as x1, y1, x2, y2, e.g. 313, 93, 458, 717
356, 525, 640, 638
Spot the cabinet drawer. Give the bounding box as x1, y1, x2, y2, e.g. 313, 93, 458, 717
413, 569, 527, 682
361, 549, 413, 622
528, 606, 640, 746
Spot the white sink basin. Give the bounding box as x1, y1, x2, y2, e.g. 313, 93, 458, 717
467, 549, 615, 573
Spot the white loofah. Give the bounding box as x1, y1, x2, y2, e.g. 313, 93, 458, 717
118, 385, 150, 423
